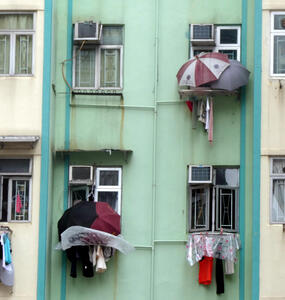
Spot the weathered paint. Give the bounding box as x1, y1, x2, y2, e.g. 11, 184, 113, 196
47, 0, 257, 299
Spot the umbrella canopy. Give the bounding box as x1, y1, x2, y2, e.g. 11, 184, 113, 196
176, 52, 230, 87
210, 59, 250, 91
91, 201, 121, 236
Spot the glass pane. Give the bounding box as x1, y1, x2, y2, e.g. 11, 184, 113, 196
99, 170, 119, 186
11, 179, 30, 221
70, 186, 90, 206
215, 168, 239, 186
0, 159, 30, 174
274, 36, 285, 74
15, 35, 32, 74
0, 14, 33, 30
191, 188, 207, 229
193, 49, 213, 56
218, 49, 237, 60
274, 15, 285, 30
220, 189, 233, 229
75, 49, 95, 87
102, 26, 123, 45
220, 29, 238, 44
0, 35, 10, 74
273, 159, 285, 174
100, 49, 120, 88
97, 191, 118, 212
272, 179, 285, 222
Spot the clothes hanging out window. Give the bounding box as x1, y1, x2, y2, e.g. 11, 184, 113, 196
68, 166, 122, 214
0, 158, 32, 222
73, 25, 123, 90
0, 13, 35, 76
188, 166, 239, 232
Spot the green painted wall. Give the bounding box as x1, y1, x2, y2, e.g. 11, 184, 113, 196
45, 0, 257, 299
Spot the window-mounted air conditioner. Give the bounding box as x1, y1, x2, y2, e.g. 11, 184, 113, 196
69, 165, 93, 184
189, 165, 213, 184
190, 24, 215, 46
74, 22, 102, 44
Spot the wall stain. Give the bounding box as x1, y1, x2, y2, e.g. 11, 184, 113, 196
120, 95, 125, 149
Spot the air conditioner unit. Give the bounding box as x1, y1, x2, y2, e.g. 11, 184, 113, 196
74, 22, 102, 44
69, 165, 93, 184
189, 165, 213, 184
190, 24, 215, 46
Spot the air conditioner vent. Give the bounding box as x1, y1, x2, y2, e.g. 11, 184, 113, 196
69, 165, 93, 184
189, 165, 212, 183
74, 22, 102, 44
190, 24, 215, 46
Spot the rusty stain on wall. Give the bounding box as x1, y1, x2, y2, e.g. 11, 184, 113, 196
120, 95, 125, 149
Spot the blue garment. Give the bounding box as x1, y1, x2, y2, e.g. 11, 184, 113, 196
3, 235, 11, 265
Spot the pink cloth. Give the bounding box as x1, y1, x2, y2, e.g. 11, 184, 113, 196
208, 98, 213, 143
16, 194, 22, 213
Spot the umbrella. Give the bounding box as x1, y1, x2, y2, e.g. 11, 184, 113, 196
91, 201, 120, 236
57, 200, 122, 278
176, 52, 230, 87
210, 59, 250, 91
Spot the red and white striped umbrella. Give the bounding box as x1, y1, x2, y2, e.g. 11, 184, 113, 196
176, 52, 230, 87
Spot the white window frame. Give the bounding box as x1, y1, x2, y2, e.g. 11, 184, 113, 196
72, 30, 123, 91
0, 12, 35, 76
270, 157, 285, 223
188, 167, 239, 233
270, 12, 285, 77
95, 167, 122, 214
190, 25, 241, 61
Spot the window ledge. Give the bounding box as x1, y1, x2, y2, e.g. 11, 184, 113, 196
72, 89, 123, 96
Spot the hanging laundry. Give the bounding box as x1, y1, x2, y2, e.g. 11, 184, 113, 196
0, 260, 13, 286
96, 245, 107, 273
208, 97, 214, 143
205, 97, 210, 130
216, 258, 224, 294
186, 100, 193, 112
198, 256, 213, 285
225, 259, 234, 275
4, 235, 11, 265
198, 100, 206, 124
16, 194, 22, 214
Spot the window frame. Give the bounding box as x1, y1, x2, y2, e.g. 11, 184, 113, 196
270, 12, 285, 77
0, 12, 35, 76
190, 25, 241, 61
72, 27, 123, 91
95, 167, 122, 214
270, 157, 285, 224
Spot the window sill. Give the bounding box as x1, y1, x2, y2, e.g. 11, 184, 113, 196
0, 74, 34, 78
72, 88, 123, 96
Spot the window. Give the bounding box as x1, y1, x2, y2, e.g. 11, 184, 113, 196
0, 158, 32, 222
271, 12, 285, 75
270, 158, 285, 223
0, 13, 34, 76
73, 25, 123, 90
190, 25, 240, 60
188, 166, 239, 232
69, 166, 122, 214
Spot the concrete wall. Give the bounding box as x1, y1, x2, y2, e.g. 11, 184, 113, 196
0, 0, 44, 299
260, 3, 285, 300
47, 0, 256, 299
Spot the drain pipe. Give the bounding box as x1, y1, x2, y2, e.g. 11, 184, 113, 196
150, 0, 159, 299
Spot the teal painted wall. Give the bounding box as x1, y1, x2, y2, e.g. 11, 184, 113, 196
45, 0, 257, 299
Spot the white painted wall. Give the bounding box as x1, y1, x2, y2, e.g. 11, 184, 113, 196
0, 0, 44, 298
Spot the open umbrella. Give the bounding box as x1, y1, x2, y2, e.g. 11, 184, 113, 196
210, 59, 250, 91
176, 52, 230, 87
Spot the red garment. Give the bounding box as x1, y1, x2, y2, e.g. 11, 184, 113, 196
186, 100, 193, 112
199, 256, 213, 285
16, 194, 22, 213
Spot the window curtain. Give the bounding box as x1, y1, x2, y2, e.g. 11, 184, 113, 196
272, 179, 285, 222
0, 35, 10, 74
100, 49, 120, 88
274, 36, 285, 74
75, 49, 95, 87
273, 159, 285, 173
15, 35, 32, 74
0, 14, 33, 30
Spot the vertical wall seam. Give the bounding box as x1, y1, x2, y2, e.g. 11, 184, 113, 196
239, 0, 248, 298
37, 0, 53, 299
252, 0, 262, 298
